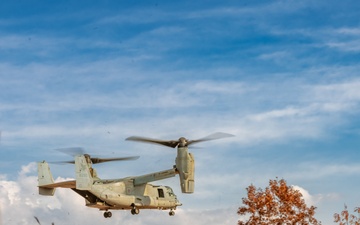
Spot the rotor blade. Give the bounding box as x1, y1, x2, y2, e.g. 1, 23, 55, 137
49, 160, 75, 164
126, 136, 179, 148
188, 132, 234, 146
91, 156, 140, 164
50, 156, 139, 164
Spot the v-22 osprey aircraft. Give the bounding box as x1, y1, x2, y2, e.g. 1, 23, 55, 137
37, 132, 233, 218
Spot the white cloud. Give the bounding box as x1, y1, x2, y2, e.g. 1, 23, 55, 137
258, 51, 292, 63
292, 185, 341, 213
336, 28, 360, 36
312, 80, 360, 102
333, 27, 360, 50
292, 185, 321, 206
286, 163, 360, 180
326, 41, 360, 52
2, 75, 360, 151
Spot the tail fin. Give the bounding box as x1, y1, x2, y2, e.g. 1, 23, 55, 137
75, 155, 94, 190
37, 161, 56, 196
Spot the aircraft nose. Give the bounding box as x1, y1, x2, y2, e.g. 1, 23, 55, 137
176, 201, 183, 206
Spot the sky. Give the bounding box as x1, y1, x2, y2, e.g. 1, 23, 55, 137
1, 0, 360, 224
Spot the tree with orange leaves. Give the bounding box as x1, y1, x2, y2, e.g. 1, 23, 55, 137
334, 205, 360, 225
237, 178, 321, 225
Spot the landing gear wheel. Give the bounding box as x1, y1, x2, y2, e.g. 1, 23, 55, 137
131, 208, 140, 215
169, 210, 175, 216
104, 211, 112, 218
130, 203, 140, 215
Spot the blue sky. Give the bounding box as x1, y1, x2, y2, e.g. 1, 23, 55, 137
1, 0, 360, 224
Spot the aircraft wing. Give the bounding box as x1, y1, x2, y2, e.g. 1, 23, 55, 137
39, 180, 76, 189
133, 168, 177, 186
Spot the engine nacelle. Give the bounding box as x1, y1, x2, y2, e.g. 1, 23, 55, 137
176, 147, 195, 193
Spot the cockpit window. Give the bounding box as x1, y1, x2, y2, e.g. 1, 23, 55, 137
165, 186, 175, 196
158, 188, 164, 198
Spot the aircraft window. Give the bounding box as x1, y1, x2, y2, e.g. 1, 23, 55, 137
166, 187, 174, 196
158, 188, 164, 198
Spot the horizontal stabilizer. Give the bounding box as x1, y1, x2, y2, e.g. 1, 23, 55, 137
38, 161, 77, 196
39, 180, 76, 189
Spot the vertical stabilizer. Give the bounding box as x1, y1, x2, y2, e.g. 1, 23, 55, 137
75, 155, 93, 190
37, 161, 55, 196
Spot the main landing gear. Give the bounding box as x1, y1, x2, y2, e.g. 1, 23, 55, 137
131, 204, 140, 215
103, 211, 112, 218
103, 208, 175, 217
